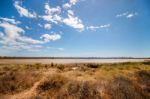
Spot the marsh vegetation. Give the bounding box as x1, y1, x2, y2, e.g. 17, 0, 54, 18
0, 61, 150, 99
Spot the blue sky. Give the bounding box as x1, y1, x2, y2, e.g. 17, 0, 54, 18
0, 0, 150, 57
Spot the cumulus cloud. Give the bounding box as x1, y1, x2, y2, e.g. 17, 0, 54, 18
40, 34, 61, 42
18, 36, 43, 44
40, 3, 62, 24
87, 24, 110, 31
70, 0, 78, 5
0, 22, 24, 41
45, 3, 61, 14
63, 0, 78, 9
0, 18, 62, 51
0, 21, 45, 45
63, 10, 84, 31
14, 1, 37, 18
0, 17, 21, 24
116, 12, 138, 19
0, 20, 45, 50
44, 24, 51, 30
63, 3, 72, 9
40, 1, 84, 31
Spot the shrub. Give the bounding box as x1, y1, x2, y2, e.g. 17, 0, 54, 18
56, 65, 65, 71
65, 81, 101, 99
0, 71, 40, 94
105, 76, 147, 99
86, 64, 100, 68
136, 70, 150, 94
142, 61, 150, 65
37, 74, 68, 92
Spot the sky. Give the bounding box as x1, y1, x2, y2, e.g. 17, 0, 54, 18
0, 0, 150, 57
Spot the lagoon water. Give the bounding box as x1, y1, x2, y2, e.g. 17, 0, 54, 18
0, 59, 148, 64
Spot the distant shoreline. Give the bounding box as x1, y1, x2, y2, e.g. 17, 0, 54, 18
0, 57, 149, 59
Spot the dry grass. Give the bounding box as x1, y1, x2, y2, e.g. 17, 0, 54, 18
0, 61, 150, 99
0, 71, 41, 94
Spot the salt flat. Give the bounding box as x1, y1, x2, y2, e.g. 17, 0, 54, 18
0, 59, 148, 64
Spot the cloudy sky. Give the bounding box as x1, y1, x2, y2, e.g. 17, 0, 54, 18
0, 0, 150, 57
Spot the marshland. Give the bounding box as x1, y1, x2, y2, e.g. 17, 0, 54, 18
0, 60, 150, 99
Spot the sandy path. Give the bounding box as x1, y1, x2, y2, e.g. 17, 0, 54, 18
8, 69, 58, 99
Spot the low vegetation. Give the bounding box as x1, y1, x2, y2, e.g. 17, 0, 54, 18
0, 61, 150, 99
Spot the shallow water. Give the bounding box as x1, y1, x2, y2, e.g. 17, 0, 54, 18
0, 59, 148, 64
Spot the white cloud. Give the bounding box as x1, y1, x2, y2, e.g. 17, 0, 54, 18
58, 48, 64, 51
45, 3, 61, 14
0, 22, 24, 41
25, 26, 32, 30
116, 12, 137, 19
116, 12, 128, 17
0, 32, 4, 39
63, 0, 78, 9
63, 3, 72, 9
53, 14, 62, 23
87, 26, 100, 31
41, 15, 53, 22
40, 3, 62, 24
47, 46, 64, 51
40, 34, 61, 42
18, 36, 43, 44
41, 1, 84, 31
1, 44, 43, 52
0, 21, 62, 51
87, 24, 110, 31
100, 24, 110, 28
14, 1, 37, 18
0, 21, 61, 45
44, 24, 51, 30
70, 0, 78, 5
63, 10, 84, 31
0, 17, 20, 24
126, 13, 138, 18
68, 10, 74, 15
0, 21, 43, 47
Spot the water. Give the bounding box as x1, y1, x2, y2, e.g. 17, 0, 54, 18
0, 59, 147, 64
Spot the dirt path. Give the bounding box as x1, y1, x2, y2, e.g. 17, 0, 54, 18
8, 69, 58, 99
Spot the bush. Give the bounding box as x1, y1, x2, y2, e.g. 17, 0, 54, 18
65, 81, 101, 99
37, 74, 68, 92
105, 76, 148, 99
0, 71, 40, 94
142, 61, 150, 65
86, 64, 100, 68
56, 65, 65, 71
136, 70, 150, 94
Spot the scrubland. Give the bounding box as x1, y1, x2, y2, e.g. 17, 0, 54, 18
0, 61, 150, 99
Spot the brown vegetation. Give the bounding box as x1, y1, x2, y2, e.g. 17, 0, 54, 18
0, 61, 150, 99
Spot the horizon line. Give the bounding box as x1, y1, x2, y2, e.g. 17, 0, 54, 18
0, 56, 150, 59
